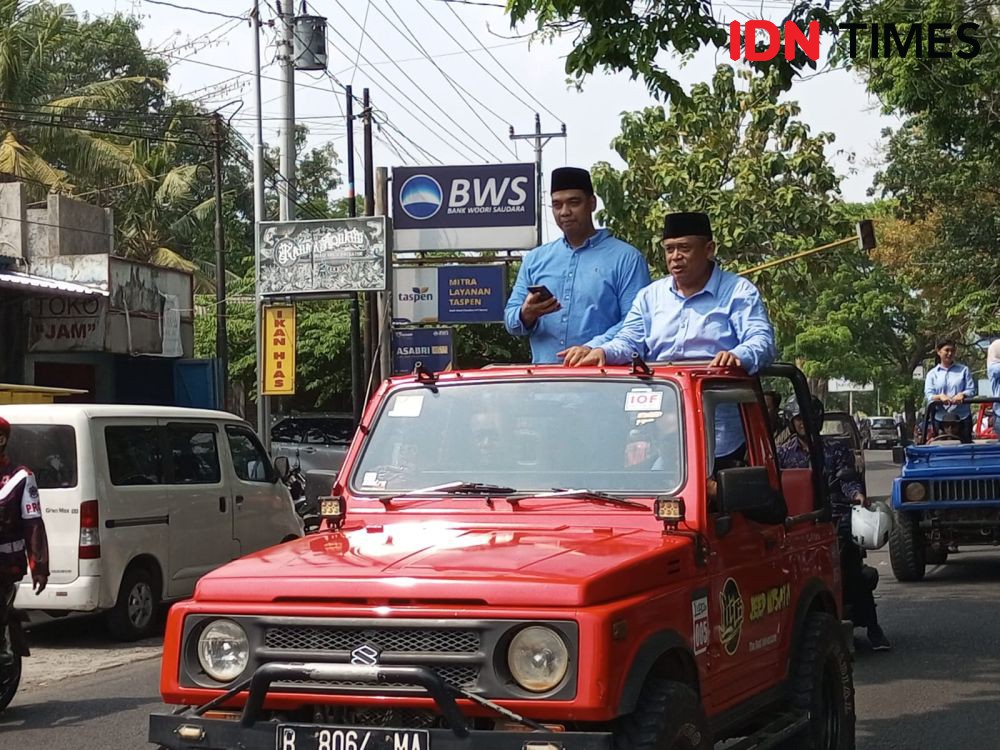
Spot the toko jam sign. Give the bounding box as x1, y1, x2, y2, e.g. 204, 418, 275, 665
392, 163, 537, 252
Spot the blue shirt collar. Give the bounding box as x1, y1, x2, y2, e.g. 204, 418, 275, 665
668, 261, 722, 299
560, 227, 608, 251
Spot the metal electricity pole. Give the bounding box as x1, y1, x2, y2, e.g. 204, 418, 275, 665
211, 112, 228, 410
510, 114, 566, 247
252, 0, 268, 447
375, 166, 391, 383
346, 86, 364, 426
362, 88, 377, 391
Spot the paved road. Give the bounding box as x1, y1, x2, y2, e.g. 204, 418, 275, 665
4, 451, 999, 749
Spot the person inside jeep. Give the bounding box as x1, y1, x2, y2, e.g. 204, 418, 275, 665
930, 411, 964, 443
777, 396, 891, 651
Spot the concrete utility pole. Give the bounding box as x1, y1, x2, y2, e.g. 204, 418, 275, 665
278, 0, 297, 223
375, 166, 391, 383
211, 112, 228, 411
252, 0, 269, 447
510, 114, 566, 247
346, 86, 364, 426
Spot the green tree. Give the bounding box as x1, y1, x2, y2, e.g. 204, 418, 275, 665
0, 0, 162, 192
506, 0, 839, 100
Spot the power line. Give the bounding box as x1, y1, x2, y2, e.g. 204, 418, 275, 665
350, 0, 372, 85
139, 0, 248, 21
318, 0, 501, 162
0, 107, 213, 150
374, 0, 518, 158
441, 0, 564, 124
428, 0, 507, 7
331, 39, 528, 78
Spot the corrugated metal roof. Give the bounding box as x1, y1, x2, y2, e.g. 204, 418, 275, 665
0, 271, 109, 297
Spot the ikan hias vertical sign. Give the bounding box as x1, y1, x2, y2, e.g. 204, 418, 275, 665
392, 164, 536, 251
263, 305, 296, 395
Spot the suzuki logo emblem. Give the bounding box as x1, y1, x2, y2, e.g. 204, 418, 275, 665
350, 643, 382, 666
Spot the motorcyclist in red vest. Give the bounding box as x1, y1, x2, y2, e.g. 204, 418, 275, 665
0, 416, 49, 666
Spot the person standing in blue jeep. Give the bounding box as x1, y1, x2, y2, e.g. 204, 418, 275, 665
504, 167, 651, 364
778, 397, 891, 651
924, 338, 976, 443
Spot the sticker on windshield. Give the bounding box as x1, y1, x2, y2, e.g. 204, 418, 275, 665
625, 389, 662, 412
388, 394, 424, 417
362, 472, 379, 487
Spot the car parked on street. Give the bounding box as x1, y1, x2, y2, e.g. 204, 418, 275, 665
150, 361, 855, 750
270, 413, 356, 504
866, 416, 899, 449
890, 397, 1000, 581
2, 404, 303, 641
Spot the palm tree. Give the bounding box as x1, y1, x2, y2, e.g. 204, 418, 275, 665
0, 0, 160, 194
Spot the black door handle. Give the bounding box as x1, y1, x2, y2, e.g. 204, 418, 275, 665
235, 495, 245, 505
219, 497, 226, 512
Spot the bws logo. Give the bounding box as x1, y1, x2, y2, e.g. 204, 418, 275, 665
400, 175, 444, 220
398, 286, 433, 302
448, 175, 529, 214
729, 20, 981, 61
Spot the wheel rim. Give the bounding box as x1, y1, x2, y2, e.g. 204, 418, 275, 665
128, 581, 154, 629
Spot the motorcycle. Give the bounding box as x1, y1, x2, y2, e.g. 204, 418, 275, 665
274, 454, 321, 534
0, 607, 28, 713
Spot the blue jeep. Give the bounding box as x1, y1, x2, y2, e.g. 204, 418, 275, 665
890, 397, 1000, 581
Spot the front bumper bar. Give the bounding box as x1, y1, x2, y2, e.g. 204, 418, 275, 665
150, 662, 613, 750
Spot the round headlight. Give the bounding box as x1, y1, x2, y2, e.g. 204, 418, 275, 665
507, 626, 569, 693
904, 482, 927, 503
197, 619, 250, 682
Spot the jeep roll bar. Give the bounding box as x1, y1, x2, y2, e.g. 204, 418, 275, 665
922, 396, 1000, 443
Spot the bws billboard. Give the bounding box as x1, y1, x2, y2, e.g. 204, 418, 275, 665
392, 164, 536, 251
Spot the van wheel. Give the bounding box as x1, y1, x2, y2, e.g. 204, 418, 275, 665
107, 567, 160, 641
613, 679, 711, 750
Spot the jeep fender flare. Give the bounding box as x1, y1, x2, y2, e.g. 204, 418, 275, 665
785, 577, 839, 678
617, 629, 698, 715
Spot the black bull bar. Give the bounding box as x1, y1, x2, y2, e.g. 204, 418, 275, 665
149, 663, 612, 750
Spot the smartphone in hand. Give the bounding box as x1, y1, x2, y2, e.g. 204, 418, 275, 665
527, 284, 554, 301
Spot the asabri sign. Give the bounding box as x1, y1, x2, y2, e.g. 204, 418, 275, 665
392, 163, 536, 251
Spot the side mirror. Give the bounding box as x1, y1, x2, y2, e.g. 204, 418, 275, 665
716, 466, 780, 517
891, 446, 906, 465
273, 455, 291, 480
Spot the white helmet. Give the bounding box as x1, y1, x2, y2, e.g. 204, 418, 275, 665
851, 501, 893, 550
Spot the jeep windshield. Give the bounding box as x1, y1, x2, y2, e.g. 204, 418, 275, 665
351, 378, 683, 496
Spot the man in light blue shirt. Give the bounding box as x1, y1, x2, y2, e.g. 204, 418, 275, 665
924, 338, 976, 442
504, 167, 651, 364
988, 339, 1000, 435
569, 212, 776, 459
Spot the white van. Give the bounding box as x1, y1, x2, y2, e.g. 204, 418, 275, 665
1, 404, 303, 640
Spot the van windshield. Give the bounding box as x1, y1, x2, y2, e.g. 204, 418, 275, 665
6, 424, 78, 489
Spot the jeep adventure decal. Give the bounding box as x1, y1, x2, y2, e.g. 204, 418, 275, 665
719, 577, 744, 656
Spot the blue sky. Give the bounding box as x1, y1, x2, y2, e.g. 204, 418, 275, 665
79, 0, 897, 242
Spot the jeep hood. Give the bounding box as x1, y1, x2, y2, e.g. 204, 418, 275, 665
196, 521, 691, 607
902, 443, 1000, 476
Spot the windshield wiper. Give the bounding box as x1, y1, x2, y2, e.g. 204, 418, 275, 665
526, 488, 649, 509
380, 481, 518, 503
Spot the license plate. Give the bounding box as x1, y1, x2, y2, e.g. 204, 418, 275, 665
276, 725, 429, 750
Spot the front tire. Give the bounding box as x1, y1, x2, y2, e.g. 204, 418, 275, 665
614, 679, 711, 750
107, 567, 160, 641
889, 511, 926, 582
781, 612, 855, 750
0, 653, 21, 714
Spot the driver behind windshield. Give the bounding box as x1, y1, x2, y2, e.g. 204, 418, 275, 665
931, 411, 964, 442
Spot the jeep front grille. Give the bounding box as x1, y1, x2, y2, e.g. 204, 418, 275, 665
930, 478, 1000, 502
260, 621, 486, 694
264, 626, 480, 654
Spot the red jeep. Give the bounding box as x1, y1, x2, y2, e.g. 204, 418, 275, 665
149, 361, 853, 750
